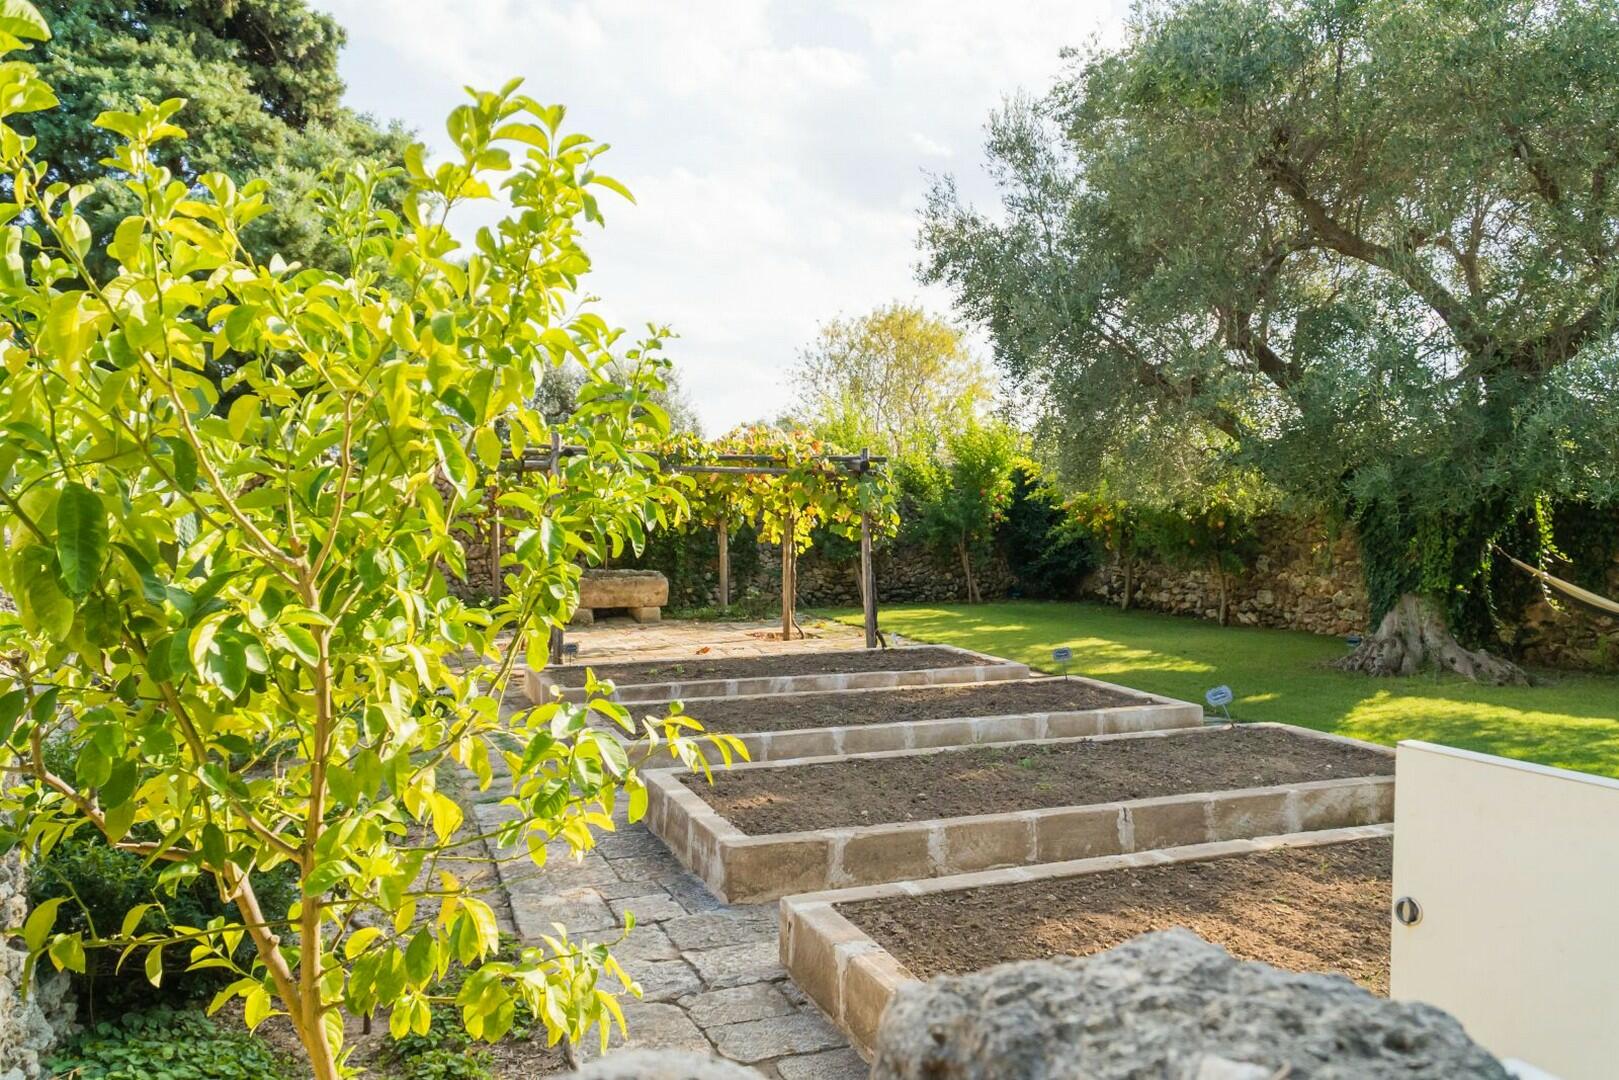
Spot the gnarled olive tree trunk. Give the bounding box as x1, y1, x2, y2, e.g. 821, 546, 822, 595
1333, 593, 1527, 685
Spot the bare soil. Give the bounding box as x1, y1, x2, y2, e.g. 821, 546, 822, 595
842, 837, 1392, 993
652, 677, 1145, 734
686, 726, 1391, 835
548, 645, 988, 687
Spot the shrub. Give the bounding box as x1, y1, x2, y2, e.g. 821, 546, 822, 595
998, 461, 1096, 599
48, 1008, 296, 1080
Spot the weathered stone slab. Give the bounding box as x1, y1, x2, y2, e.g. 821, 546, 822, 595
663, 907, 777, 951
681, 982, 796, 1030
683, 941, 785, 988
871, 929, 1509, 1079
774, 1047, 871, 1080
709, 1008, 846, 1063
609, 892, 688, 925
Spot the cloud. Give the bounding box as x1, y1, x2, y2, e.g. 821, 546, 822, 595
315, 0, 1129, 433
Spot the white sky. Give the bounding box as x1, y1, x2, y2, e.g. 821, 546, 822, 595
315, 1, 1129, 434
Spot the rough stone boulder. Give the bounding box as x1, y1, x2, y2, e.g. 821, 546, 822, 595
871, 929, 1508, 1080
566, 1049, 757, 1079
574, 569, 669, 624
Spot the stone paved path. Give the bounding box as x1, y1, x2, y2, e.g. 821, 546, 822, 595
466, 617, 871, 1077
472, 797, 865, 1078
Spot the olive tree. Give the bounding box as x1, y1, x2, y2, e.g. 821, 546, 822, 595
923, 0, 1619, 681
0, 5, 736, 1076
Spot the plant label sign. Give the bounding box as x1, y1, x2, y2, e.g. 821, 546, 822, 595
1051, 646, 1073, 675
1205, 684, 1234, 722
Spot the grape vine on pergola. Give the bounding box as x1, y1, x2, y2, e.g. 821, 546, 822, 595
505, 427, 896, 650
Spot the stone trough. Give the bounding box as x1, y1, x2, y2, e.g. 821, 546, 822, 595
645, 724, 1395, 903
570, 568, 669, 625
527, 644, 1030, 705
626, 676, 1205, 764
777, 824, 1395, 1060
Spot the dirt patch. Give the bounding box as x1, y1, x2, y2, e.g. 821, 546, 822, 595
686, 726, 1391, 834
843, 838, 1392, 994
654, 678, 1145, 734
548, 646, 987, 687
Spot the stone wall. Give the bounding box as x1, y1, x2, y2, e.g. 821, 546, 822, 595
1083, 516, 1368, 638
1079, 514, 1619, 672
0, 852, 73, 1079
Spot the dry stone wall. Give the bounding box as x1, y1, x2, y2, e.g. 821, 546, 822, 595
1083, 517, 1368, 638
0, 853, 73, 1080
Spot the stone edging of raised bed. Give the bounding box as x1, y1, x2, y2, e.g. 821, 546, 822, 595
646, 723, 1395, 903
525, 644, 1031, 705
622, 674, 1205, 764
778, 822, 1395, 1061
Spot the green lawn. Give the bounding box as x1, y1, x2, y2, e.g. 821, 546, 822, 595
826, 601, 1619, 779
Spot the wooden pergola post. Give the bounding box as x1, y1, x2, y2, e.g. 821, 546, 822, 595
717, 516, 730, 611
547, 431, 565, 667
859, 449, 878, 648
781, 511, 795, 641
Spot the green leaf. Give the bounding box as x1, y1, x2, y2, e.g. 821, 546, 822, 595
0, 1, 51, 44
144, 943, 165, 987
47, 933, 84, 973
54, 482, 106, 597
20, 550, 72, 639
0, 688, 25, 743
227, 394, 259, 441
404, 929, 434, 983
278, 624, 319, 666
120, 902, 154, 939
24, 897, 64, 952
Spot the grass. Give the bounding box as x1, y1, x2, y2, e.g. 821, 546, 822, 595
826, 600, 1619, 779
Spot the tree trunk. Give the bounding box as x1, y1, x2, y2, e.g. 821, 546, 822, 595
1213, 558, 1229, 626
957, 540, 981, 604
1334, 593, 1527, 684
1119, 556, 1134, 611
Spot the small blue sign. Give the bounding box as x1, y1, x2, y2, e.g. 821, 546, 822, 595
1052, 647, 1074, 663
1205, 685, 1234, 707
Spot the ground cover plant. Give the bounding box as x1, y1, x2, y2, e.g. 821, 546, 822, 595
0, 4, 739, 1077
837, 603, 1619, 778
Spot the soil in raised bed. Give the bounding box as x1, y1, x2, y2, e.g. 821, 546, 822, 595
841, 837, 1392, 993
548, 646, 989, 687
686, 726, 1391, 834
646, 678, 1146, 734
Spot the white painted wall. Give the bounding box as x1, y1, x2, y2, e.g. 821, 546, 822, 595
1392, 741, 1619, 1080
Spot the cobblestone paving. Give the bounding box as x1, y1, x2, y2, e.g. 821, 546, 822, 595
473, 796, 865, 1078
467, 617, 872, 1077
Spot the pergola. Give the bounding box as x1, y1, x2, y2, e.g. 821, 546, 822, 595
499, 435, 887, 658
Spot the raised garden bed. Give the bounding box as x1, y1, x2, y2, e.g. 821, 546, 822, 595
527, 644, 1028, 704
646, 724, 1394, 902
779, 826, 1392, 1059
622, 677, 1204, 762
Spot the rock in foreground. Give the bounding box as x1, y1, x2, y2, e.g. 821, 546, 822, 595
871, 929, 1507, 1079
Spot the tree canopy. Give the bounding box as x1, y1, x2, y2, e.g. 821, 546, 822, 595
787, 302, 992, 458
23, 0, 412, 273
922, 0, 1619, 679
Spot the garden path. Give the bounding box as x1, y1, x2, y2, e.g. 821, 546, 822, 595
465, 617, 869, 1078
